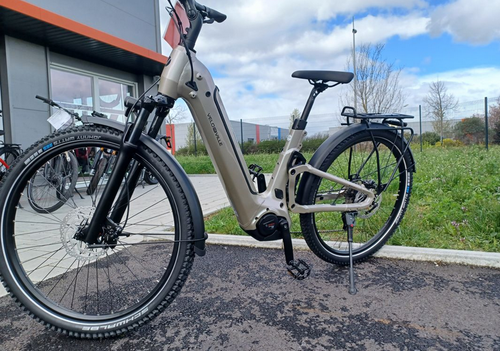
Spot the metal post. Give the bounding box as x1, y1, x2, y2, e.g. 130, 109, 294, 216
193, 122, 197, 155
240, 119, 244, 154
419, 105, 422, 152
352, 18, 358, 112
485, 97, 489, 151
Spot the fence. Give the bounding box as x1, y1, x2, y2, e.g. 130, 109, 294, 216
172, 96, 499, 155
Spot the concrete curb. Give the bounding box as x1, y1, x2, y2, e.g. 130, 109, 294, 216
206, 234, 500, 268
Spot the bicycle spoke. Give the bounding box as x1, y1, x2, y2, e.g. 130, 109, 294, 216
25, 245, 65, 277
123, 198, 168, 222
14, 227, 60, 236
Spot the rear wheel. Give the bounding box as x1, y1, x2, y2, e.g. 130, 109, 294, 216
0, 126, 195, 338
300, 129, 413, 265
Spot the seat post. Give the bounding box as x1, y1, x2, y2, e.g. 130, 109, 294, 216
292, 83, 328, 131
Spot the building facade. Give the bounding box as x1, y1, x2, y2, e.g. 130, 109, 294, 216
168, 120, 289, 153
0, 0, 167, 147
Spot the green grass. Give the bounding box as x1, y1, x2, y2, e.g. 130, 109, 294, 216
179, 145, 500, 252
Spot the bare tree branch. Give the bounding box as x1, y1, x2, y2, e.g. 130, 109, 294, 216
342, 43, 405, 114
423, 80, 459, 144
165, 106, 188, 126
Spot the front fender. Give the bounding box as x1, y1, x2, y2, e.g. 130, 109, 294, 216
82, 117, 207, 256
296, 122, 416, 205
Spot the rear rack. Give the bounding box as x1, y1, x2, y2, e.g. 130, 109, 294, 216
341, 106, 414, 127
340, 106, 416, 174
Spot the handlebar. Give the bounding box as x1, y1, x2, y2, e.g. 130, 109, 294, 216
36, 95, 81, 121
195, 2, 226, 23
179, 0, 226, 50
35, 95, 55, 106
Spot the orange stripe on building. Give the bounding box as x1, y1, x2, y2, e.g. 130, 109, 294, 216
0, 0, 168, 64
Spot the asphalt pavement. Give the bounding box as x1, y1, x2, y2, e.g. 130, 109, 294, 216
0, 174, 499, 350
0, 244, 499, 351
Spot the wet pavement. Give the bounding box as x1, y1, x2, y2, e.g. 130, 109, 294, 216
0, 244, 499, 351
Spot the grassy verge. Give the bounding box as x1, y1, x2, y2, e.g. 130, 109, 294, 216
180, 146, 500, 252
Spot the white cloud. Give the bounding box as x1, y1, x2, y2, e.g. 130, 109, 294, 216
412, 67, 500, 101
427, 0, 500, 45
157, 1, 500, 131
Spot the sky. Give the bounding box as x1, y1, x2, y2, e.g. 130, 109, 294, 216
159, 0, 500, 129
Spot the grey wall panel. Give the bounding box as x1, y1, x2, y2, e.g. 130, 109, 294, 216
24, 0, 159, 52
174, 123, 190, 150
231, 121, 257, 143
5, 36, 51, 147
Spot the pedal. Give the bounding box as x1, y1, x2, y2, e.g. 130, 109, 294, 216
287, 259, 311, 280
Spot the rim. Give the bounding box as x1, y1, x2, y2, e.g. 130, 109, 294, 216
312, 134, 408, 256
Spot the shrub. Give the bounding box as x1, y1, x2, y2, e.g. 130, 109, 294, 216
256, 140, 286, 153
302, 134, 328, 152
454, 116, 485, 145
176, 143, 208, 156
421, 132, 440, 145
435, 138, 463, 147
240, 141, 258, 154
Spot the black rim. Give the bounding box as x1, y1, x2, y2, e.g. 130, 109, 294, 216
311, 133, 408, 256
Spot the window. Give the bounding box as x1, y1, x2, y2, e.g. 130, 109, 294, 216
98, 79, 134, 123
50, 67, 136, 123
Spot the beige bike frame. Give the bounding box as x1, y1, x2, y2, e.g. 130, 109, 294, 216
157, 46, 374, 232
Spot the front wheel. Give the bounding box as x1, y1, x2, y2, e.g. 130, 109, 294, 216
300, 129, 413, 265
0, 126, 195, 338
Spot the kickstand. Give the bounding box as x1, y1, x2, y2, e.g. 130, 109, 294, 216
343, 212, 357, 295
280, 219, 311, 280
74, 187, 85, 200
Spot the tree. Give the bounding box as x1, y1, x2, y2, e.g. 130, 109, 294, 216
289, 108, 301, 128
489, 96, 500, 144
423, 80, 459, 145
454, 115, 484, 145
185, 122, 203, 154
342, 43, 405, 114
166, 106, 187, 125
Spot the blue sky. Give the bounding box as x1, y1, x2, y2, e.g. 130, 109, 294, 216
160, 0, 500, 127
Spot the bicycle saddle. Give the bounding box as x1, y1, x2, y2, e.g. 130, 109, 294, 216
292, 70, 354, 84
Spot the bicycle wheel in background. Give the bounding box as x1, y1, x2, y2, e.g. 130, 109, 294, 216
300, 129, 413, 265
0, 126, 195, 338
0, 146, 20, 181
143, 169, 159, 184
26, 152, 79, 213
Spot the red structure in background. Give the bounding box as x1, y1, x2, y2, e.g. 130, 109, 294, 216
166, 124, 175, 155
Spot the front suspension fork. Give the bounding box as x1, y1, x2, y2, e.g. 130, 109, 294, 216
83, 98, 158, 244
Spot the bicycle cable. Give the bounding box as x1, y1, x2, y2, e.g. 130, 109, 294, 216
167, 0, 196, 89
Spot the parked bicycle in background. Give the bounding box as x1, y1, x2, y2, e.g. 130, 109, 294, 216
0, 110, 22, 181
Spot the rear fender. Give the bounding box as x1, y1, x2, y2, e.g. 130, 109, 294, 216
83, 117, 207, 256
296, 122, 416, 206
